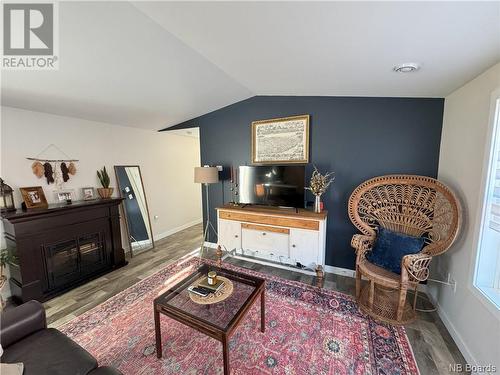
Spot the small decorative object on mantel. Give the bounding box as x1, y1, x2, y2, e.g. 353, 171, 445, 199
19, 186, 48, 209
82, 187, 96, 200
27, 144, 78, 188
306, 166, 335, 213
252, 114, 310, 164
0, 178, 16, 213
97, 166, 113, 199
55, 189, 75, 204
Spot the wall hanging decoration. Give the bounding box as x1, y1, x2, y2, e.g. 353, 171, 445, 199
60, 162, 70, 182
31, 162, 44, 178
43, 162, 55, 184
19, 186, 48, 209
68, 162, 77, 175
251, 114, 310, 164
27, 144, 79, 188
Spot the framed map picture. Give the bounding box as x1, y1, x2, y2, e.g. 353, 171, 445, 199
251, 114, 310, 164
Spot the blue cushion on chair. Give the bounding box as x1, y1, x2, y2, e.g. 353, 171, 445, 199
366, 227, 425, 274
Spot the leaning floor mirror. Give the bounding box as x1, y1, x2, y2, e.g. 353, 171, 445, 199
114, 165, 154, 256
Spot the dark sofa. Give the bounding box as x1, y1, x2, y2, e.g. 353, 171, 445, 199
1, 300, 122, 375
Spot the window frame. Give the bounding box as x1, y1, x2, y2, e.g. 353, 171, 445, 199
470, 89, 500, 317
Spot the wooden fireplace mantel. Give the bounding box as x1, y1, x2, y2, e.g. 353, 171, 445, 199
2, 198, 127, 303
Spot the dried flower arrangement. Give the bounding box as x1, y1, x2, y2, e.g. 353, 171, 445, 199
306, 166, 335, 213
306, 166, 335, 197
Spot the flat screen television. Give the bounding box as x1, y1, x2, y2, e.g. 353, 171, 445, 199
238, 166, 305, 208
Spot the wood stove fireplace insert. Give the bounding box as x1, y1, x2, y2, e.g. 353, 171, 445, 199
2, 198, 127, 303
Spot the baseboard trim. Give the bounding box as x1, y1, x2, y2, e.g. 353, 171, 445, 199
426, 294, 477, 370
154, 219, 203, 242
324, 265, 356, 278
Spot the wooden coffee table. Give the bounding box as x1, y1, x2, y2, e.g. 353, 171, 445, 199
153, 264, 265, 375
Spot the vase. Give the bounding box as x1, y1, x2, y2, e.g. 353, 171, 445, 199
97, 187, 114, 199
314, 195, 321, 213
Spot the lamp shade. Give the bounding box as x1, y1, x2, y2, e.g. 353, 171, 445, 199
194, 167, 219, 184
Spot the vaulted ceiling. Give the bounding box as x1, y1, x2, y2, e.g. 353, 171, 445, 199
2, 1, 499, 130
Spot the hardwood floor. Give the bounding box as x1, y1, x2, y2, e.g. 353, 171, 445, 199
45, 223, 467, 374
44, 225, 202, 327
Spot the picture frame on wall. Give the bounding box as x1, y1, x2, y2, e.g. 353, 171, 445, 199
251, 114, 310, 164
82, 187, 96, 200
20, 186, 48, 209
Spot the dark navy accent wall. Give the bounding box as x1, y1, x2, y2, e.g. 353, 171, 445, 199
163, 96, 444, 270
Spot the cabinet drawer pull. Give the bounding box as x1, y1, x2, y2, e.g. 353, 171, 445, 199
262, 232, 266, 236
292, 244, 296, 248
234, 235, 239, 238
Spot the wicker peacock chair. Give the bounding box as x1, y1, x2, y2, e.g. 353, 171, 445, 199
348, 175, 461, 325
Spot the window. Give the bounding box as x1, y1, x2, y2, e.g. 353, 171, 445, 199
475, 98, 500, 309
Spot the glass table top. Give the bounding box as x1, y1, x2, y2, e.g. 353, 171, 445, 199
155, 264, 264, 331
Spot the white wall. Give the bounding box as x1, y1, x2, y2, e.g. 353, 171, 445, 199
0, 106, 202, 296
430, 62, 500, 371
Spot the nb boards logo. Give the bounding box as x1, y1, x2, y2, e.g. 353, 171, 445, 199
2, 2, 58, 70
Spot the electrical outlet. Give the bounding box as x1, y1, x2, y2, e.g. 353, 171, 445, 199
446, 273, 457, 293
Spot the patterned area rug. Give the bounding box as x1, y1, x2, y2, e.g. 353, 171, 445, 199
61, 255, 419, 375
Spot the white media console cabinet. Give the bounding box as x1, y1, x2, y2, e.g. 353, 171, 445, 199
216, 205, 327, 275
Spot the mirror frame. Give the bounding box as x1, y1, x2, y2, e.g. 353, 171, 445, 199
114, 165, 154, 256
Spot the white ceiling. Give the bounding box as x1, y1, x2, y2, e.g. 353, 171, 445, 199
2, 1, 499, 130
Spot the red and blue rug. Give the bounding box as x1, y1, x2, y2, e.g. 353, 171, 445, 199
61, 255, 419, 374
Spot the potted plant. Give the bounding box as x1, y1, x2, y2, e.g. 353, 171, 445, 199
0, 248, 13, 279
306, 166, 335, 213
0, 249, 13, 310
97, 166, 113, 199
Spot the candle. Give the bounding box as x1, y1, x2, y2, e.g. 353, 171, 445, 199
207, 271, 217, 285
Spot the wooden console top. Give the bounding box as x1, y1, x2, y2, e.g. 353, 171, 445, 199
216, 204, 328, 220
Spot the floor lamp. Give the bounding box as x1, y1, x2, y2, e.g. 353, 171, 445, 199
194, 166, 219, 258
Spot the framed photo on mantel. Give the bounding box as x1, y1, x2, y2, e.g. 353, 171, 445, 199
20, 186, 48, 209
251, 114, 310, 164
